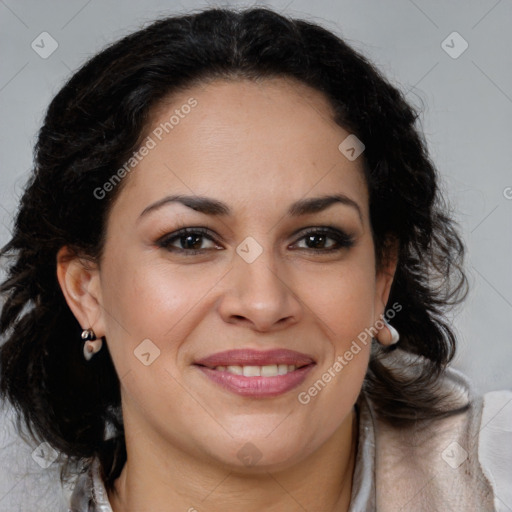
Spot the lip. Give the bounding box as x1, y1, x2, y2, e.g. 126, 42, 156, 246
194, 348, 316, 368
196, 364, 315, 398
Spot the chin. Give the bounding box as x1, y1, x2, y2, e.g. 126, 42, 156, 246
204, 431, 314, 473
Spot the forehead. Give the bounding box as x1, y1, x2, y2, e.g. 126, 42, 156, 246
113, 77, 369, 222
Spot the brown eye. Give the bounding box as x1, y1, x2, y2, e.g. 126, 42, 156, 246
156, 228, 221, 254
292, 227, 355, 253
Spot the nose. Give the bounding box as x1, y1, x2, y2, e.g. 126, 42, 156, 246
217, 245, 303, 332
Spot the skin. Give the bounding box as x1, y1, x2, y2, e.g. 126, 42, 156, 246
57, 77, 398, 512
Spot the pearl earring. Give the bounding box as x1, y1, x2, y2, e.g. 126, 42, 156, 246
380, 319, 399, 345
81, 329, 103, 361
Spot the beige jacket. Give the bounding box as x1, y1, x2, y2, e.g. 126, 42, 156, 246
348, 366, 510, 511
68, 365, 511, 511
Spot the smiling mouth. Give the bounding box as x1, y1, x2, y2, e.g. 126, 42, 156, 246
194, 361, 316, 398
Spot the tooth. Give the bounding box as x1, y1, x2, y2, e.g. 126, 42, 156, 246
261, 364, 279, 377
243, 366, 261, 377
278, 364, 289, 375
215, 364, 299, 376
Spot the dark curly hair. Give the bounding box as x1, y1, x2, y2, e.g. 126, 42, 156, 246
0, 6, 470, 493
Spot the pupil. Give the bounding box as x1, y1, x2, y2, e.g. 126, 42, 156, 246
183, 234, 202, 249
307, 234, 325, 248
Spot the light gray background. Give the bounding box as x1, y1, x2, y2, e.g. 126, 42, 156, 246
0, 1, 511, 510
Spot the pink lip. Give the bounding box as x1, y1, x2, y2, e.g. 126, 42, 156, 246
196, 364, 315, 398
194, 348, 315, 368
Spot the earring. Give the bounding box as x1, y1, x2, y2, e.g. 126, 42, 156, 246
378, 318, 400, 345
82, 328, 103, 361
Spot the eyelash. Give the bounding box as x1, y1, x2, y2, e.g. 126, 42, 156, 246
155, 226, 355, 256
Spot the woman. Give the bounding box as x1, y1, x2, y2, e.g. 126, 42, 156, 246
0, 6, 509, 512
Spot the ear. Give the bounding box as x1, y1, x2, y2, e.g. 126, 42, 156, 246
373, 234, 399, 321
56, 246, 106, 337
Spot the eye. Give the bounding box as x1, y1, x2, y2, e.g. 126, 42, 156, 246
156, 227, 221, 255
291, 227, 355, 253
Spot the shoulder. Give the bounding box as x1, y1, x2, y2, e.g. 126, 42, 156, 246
479, 389, 512, 511
364, 365, 511, 511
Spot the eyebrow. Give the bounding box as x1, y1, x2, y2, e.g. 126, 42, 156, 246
138, 193, 363, 223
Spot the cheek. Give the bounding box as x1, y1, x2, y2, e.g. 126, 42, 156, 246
294, 263, 373, 428
304, 270, 373, 385
293, 255, 377, 341
100, 251, 225, 357
307, 272, 374, 325
98, 259, 207, 408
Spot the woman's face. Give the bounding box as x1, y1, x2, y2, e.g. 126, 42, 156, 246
69, 77, 396, 471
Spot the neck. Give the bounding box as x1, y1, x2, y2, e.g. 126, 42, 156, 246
108, 407, 358, 512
